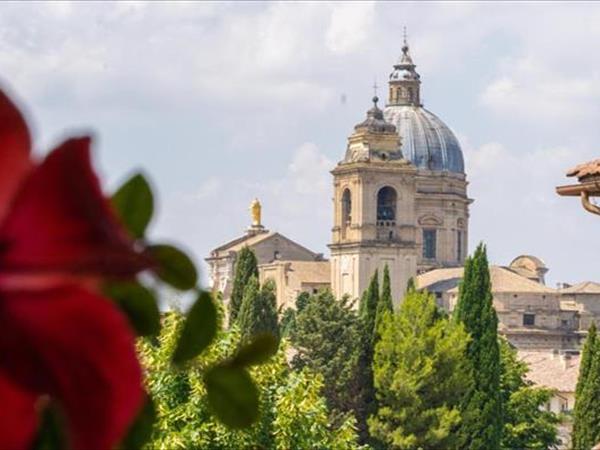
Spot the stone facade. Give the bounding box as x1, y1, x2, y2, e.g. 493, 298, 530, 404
416, 256, 591, 351
414, 170, 469, 272
205, 224, 324, 307
259, 260, 330, 310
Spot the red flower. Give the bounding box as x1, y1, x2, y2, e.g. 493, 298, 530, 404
0, 89, 152, 450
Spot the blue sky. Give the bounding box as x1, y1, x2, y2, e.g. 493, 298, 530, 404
3, 1, 600, 286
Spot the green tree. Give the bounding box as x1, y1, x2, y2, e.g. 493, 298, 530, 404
369, 289, 470, 449
279, 307, 296, 338
573, 323, 600, 450
229, 246, 258, 325
295, 291, 311, 313
376, 265, 394, 338
237, 277, 279, 342
140, 312, 362, 449
291, 290, 361, 419
280, 291, 311, 338
499, 338, 559, 450
406, 276, 416, 293
359, 269, 380, 342
356, 271, 380, 443
454, 243, 503, 450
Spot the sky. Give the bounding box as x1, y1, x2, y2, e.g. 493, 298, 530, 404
3, 1, 600, 287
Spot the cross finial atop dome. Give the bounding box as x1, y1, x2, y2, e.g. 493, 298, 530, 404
354, 95, 394, 132
399, 27, 414, 66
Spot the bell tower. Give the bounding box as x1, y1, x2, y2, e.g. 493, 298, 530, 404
329, 96, 418, 305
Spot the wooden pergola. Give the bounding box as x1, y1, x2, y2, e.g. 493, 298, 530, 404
556, 159, 600, 216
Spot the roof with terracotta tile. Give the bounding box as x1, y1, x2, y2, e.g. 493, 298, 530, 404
417, 266, 556, 294
567, 159, 600, 181
518, 350, 580, 393
560, 281, 600, 294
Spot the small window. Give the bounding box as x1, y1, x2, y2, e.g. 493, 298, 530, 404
274, 251, 281, 260
457, 230, 463, 261
423, 229, 437, 259
523, 314, 535, 326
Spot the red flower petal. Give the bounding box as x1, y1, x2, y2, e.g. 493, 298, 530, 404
0, 137, 151, 277
0, 89, 33, 225
0, 286, 143, 450
0, 373, 38, 450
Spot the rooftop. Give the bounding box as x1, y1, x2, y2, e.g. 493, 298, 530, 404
560, 281, 600, 294
518, 350, 580, 393
567, 159, 600, 182
417, 265, 556, 294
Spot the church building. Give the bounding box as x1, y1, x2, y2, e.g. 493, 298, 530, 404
205, 35, 600, 424
330, 37, 470, 303
206, 37, 600, 356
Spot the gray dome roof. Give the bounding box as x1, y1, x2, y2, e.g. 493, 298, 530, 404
383, 105, 465, 174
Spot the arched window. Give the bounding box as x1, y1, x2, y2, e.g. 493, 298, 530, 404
342, 189, 352, 224
377, 186, 397, 221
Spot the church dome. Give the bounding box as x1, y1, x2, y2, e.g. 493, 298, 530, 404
383, 34, 465, 174
383, 106, 464, 173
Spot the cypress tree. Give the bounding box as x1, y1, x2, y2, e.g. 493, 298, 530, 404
454, 243, 502, 450
375, 265, 393, 344
258, 279, 280, 340
229, 246, 258, 326
237, 277, 279, 343
236, 275, 259, 336
356, 270, 380, 444
359, 270, 379, 341
378, 265, 393, 316
572, 323, 598, 449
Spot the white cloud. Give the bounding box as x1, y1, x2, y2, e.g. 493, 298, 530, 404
288, 142, 333, 194
464, 139, 597, 285
2, 1, 600, 288
193, 176, 222, 200
325, 2, 375, 55
480, 57, 600, 121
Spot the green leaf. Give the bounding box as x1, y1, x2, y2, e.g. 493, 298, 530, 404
232, 333, 279, 367
204, 365, 259, 428
31, 403, 67, 450
148, 244, 197, 290
118, 395, 156, 450
172, 291, 217, 364
112, 173, 154, 239
105, 282, 161, 337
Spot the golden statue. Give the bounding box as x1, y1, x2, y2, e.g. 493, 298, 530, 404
250, 198, 262, 227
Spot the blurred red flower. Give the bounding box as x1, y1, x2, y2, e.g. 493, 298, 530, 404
0, 89, 152, 450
